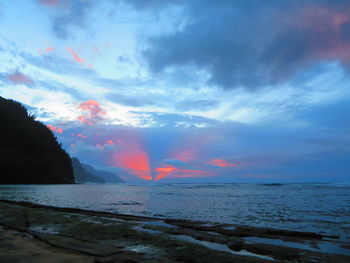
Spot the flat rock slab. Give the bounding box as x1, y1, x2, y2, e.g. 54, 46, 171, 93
34, 233, 121, 257
0, 200, 349, 263
0, 227, 93, 263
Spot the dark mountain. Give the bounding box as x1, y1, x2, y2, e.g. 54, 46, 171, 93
82, 163, 125, 183
0, 96, 75, 184
71, 158, 105, 183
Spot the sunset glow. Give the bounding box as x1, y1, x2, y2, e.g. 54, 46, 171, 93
66, 47, 85, 64
207, 159, 237, 168
154, 165, 214, 181
77, 100, 106, 125
47, 124, 63, 134
113, 151, 152, 180
1, 0, 349, 183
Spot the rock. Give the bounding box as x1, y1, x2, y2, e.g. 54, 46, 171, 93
228, 240, 244, 251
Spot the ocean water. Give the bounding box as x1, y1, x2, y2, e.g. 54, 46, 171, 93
0, 183, 349, 240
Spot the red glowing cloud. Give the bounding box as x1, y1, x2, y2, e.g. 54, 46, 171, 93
66, 47, 85, 64
111, 131, 152, 180
207, 159, 237, 168
38, 47, 55, 55
77, 100, 106, 125
75, 133, 87, 139
47, 124, 63, 134
154, 165, 177, 181
114, 151, 152, 180
7, 72, 34, 85
154, 165, 214, 181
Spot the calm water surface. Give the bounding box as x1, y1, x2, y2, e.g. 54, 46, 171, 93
0, 183, 349, 240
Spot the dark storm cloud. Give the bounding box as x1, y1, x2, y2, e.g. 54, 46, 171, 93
141, 0, 350, 90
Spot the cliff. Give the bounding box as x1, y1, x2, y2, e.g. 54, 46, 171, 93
0, 96, 75, 184
82, 163, 125, 183
71, 158, 105, 183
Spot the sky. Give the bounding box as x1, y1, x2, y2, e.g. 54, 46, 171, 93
0, 0, 349, 183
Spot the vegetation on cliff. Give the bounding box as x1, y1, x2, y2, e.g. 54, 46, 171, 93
0, 97, 74, 184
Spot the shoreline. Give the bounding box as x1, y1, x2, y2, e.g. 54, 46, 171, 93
0, 199, 349, 262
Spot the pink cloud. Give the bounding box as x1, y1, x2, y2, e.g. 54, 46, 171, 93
7, 72, 34, 85
66, 47, 85, 64
114, 151, 152, 181
111, 131, 152, 180
77, 100, 106, 125
207, 159, 238, 168
76, 133, 87, 139
47, 124, 63, 134
38, 47, 55, 55
39, 0, 60, 7
153, 164, 214, 181
154, 165, 177, 181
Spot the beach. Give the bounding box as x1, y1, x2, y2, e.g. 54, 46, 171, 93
0, 199, 349, 263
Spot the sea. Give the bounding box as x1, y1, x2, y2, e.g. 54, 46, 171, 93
0, 183, 349, 241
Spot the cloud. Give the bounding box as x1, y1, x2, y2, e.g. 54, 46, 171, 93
114, 0, 181, 11
207, 159, 238, 168
66, 47, 85, 64
77, 100, 106, 125
110, 129, 152, 180
299, 99, 350, 128
154, 164, 214, 181
163, 158, 186, 167
107, 93, 154, 107
74, 133, 87, 138
143, 0, 350, 90
40, 0, 94, 39
6, 72, 34, 85
176, 99, 220, 111
47, 124, 63, 133
130, 111, 219, 128
38, 47, 55, 56
39, 0, 60, 7
49, 103, 350, 182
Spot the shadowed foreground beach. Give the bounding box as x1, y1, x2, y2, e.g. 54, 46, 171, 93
0, 200, 349, 263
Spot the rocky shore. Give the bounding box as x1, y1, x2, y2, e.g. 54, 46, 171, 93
0, 200, 349, 263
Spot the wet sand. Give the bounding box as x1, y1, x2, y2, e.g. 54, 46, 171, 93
0, 199, 349, 263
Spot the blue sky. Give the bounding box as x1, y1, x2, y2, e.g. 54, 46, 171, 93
0, 0, 349, 182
